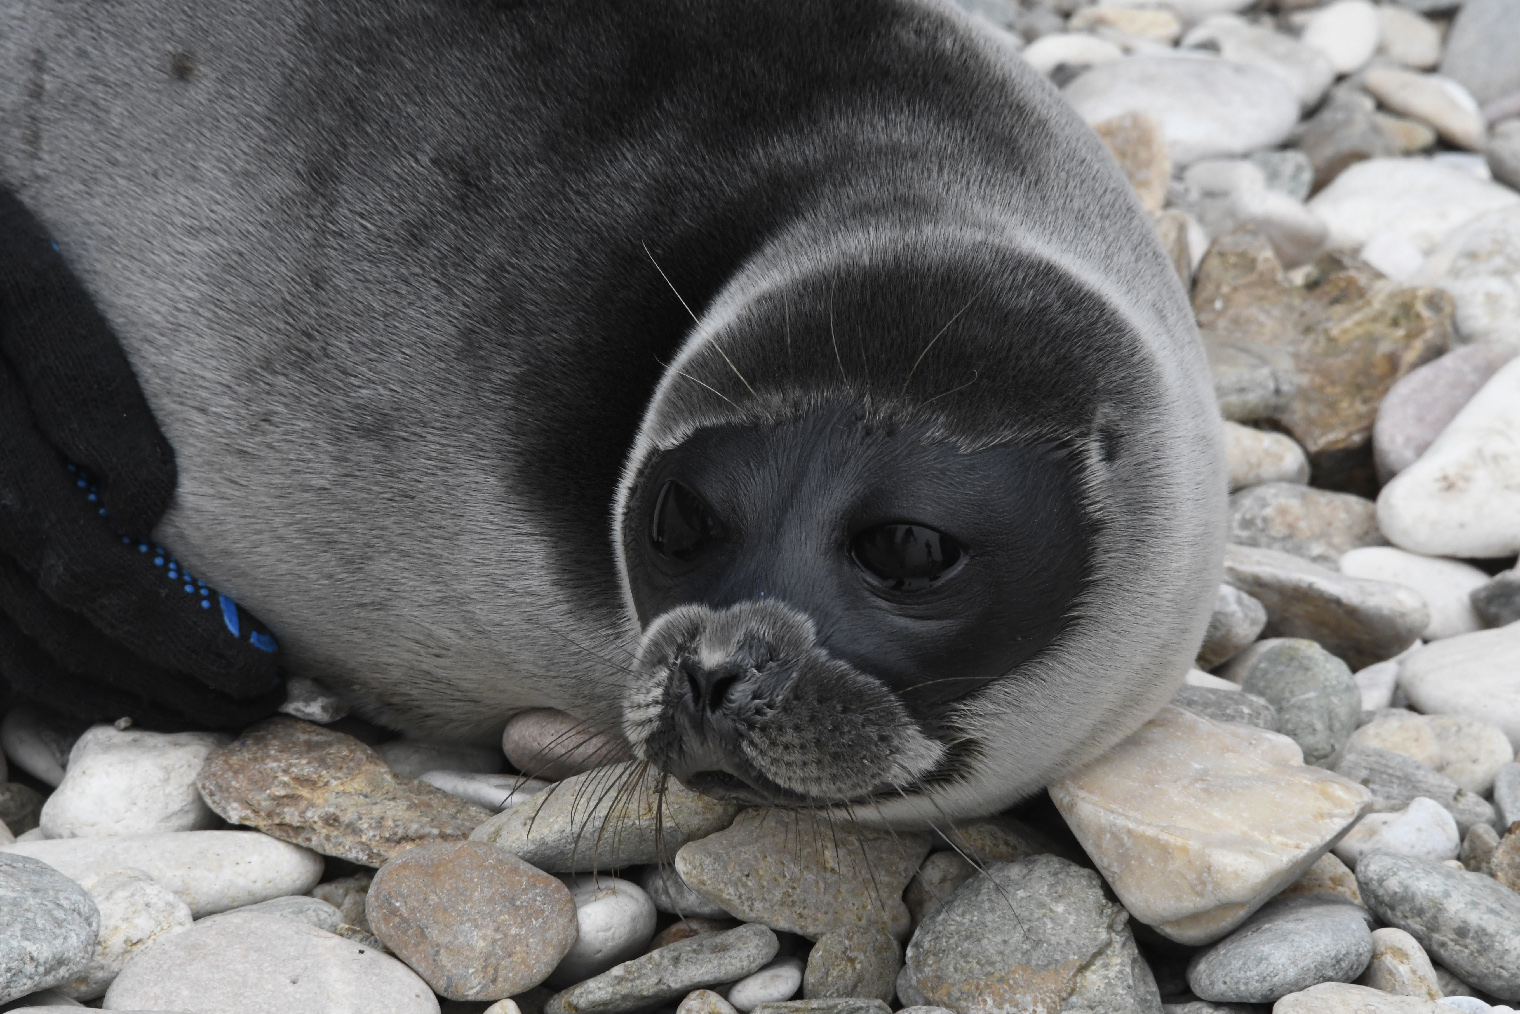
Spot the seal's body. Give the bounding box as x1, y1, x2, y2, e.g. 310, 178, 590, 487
1, 0, 1225, 822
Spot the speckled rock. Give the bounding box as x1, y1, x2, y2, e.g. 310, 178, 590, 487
1229, 485, 1385, 567
1222, 638, 1360, 764
1346, 711, 1514, 796
679, 989, 740, 1014
545, 923, 778, 1014
1186, 896, 1372, 1004
1340, 549, 1490, 642
729, 957, 806, 1012
549, 876, 658, 988
1472, 569, 1520, 629
1224, 422, 1310, 492
641, 865, 732, 920
674, 809, 930, 941
1172, 685, 1279, 731
55, 868, 192, 1000
500, 710, 634, 782
1357, 852, 1520, 1000
1274, 982, 1447, 1012
651, 917, 737, 952
1049, 705, 1370, 945
472, 763, 737, 872
902, 855, 1162, 1014
0, 853, 98, 1004
1397, 624, 1520, 751
366, 840, 577, 1000
1094, 112, 1171, 212
196, 718, 492, 866
802, 928, 899, 1003
1198, 583, 1270, 669
1333, 746, 1469, 819
1221, 546, 1429, 670
1356, 927, 1441, 1001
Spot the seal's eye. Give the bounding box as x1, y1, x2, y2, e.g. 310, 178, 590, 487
851, 523, 964, 592
651, 480, 721, 561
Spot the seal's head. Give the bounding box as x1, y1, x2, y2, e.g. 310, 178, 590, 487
615, 223, 1226, 825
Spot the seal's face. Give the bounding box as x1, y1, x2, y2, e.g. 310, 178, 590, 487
620, 406, 1092, 807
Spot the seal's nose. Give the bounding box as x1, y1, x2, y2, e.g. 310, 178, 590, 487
678, 656, 749, 716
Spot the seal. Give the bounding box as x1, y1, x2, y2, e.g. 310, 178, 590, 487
1, 0, 1226, 823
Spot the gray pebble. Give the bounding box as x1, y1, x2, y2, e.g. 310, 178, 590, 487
1471, 568, 1520, 629
200, 894, 344, 933
1232, 639, 1360, 765
1495, 763, 1520, 830
0, 854, 100, 1004
545, 923, 778, 1014
1172, 685, 1279, 731
640, 865, 732, 920
1198, 584, 1269, 670
752, 1002, 890, 1014
1294, 88, 1393, 190
802, 927, 899, 1003
1186, 896, 1372, 1004
1356, 852, 1520, 1001
1333, 745, 1495, 834
1246, 150, 1314, 202
1439, 0, 1520, 105
1164, 1002, 1270, 1013
1490, 119, 1520, 193
1227, 483, 1385, 568
1461, 823, 1500, 874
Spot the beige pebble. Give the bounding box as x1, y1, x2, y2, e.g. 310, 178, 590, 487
678, 989, 739, 1014
500, 709, 634, 781
802, 926, 900, 1003
1277, 851, 1363, 907
1224, 422, 1310, 492
1068, 5, 1182, 41
1357, 926, 1442, 1000
1093, 112, 1170, 213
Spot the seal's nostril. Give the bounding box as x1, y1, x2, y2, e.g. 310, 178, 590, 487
677, 656, 749, 715
706, 673, 741, 713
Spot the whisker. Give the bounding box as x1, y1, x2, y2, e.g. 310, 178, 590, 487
898, 288, 985, 398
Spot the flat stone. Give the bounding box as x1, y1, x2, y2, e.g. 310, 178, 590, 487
1198, 583, 1270, 670
1495, 763, 1520, 829
549, 875, 658, 988
0, 783, 45, 836
1063, 56, 1300, 167
500, 710, 634, 782
1375, 346, 1518, 483
1186, 896, 1372, 1003
472, 763, 737, 872
1358, 926, 1442, 1001
1418, 206, 1520, 353
1224, 422, 1310, 493
1334, 745, 1464, 814
102, 910, 438, 1013
1364, 70, 1487, 152
1093, 112, 1171, 212
0, 706, 85, 788
544, 923, 778, 1014
904, 851, 976, 929
1278, 851, 1364, 907
1398, 624, 1520, 750
1377, 6, 1442, 69
1296, 88, 1395, 192
0, 853, 98, 1005
1301, 0, 1379, 74
752, 1002, 889, 1014
0, 830, 323, 917
902, 855, 1162, 1014
366, 840, 577, 1000
640, 865, 732, 919
419, 771, 551, 812
1356, 852, 1520, 1000
1333, 797, 1460, 868
729, 957, 805, 1012
802, 928, 899, 1003
1049, 705, 1370, 945
1346, 712, 1514, 796
1439, 0, 1520, 107
1181, 18, 1334, 112
373, 739, 504, 779
196, 717, 492, 867
54, 868, 192, 1001
1193, 231, 1453, 477
40, 726, 228, 839
674, 809, 930, 941
1275, 982, 1447, 1012
1221, 546, 1429, 671
201, 894, 345, 933
1228, 484, 1384, 568
1019, 33, 1124, 77
1472, 569, 1520, 628
1172, 685, 1279, 731
1340, 549, 1490, 642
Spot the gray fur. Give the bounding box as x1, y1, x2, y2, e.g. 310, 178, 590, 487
1, 0, 1226, 823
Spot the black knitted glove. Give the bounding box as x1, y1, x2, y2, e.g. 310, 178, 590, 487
0, 189, 284, 729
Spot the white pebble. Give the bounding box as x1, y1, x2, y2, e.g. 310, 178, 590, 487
549, 875, 658, 986
1020, 33, 1124, 76
1339, 548, 1490, 641
726, 956, 805, 1012
418, 770, 550, 811
56, 868, 193, 1000
0, 706, 81, 787
1334, 797, 1460, 868
1300, 0, 1380, 75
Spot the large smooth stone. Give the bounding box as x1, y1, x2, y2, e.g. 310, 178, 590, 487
1049, 705, 1370, 945
366, 840, 578, 1000
1180, 18, 1334, 112
1439, 0, 1520, 106
1062, 55, 1300, 166
0, 853, 99, 1004
902, 856, 1162, 1014
40, 726, 228, 839
55, 869, 193, 1000
471, 762, 736, 872
1418, 207, 1520, 353
1339, 548, 1490, 641
499, 709, 634, 782
1, 831, 323, 917
1228, 484, 1384, 568
1346, 711, 1514, 796
1363, 70, 1486, 152
1186, 896, 1372, 1003
1223, 638, 1360, 764
1222, 545, 1429, 670
101, 911, 439, 1013
545, 923, 778, 1014
1300, 0, 1378, 74
1356, 852, 1520, 1000
675, 809, 930, 941
1398, 623, 1520, 750
1373, 346, 1520, 482
196, 717, 491, 866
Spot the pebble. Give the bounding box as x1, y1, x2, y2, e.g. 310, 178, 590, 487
374, 738, 504, 779
651, 918, 737, 951
1379, 112, 1440, 156
39, 726, 228, 839
802, 928, 899, 1003
1377, 6, 1442, 69
1019, 33, 1125, 77
1297, 88, 1396, 191
1229, 483, 1384, 568
1069, 6, 1182, 41
1373, 345, 1518, 483
1221, 546, 1429, 671
276, 674, 351, 724
0, 782, 45, 836
680, 989, 740, 1014
1339, 549, 1490, 641
1334, 745, 1466, 816
1249, 149, 1315, 201
641, 865, 732, 919
1225, 422, 1311, 492
729, 957, 806, 1011
1217, 638, 1361, 763
1280, 851, 1365, 907
1333, 797, 1461, 868
1438, 0, 1520, 107
1186, 896, 1372, 1003
1358, 926, 1442, 1001
1346, 711, 1514, 796
544, 923, 778, 1014
1495, 763, 1520, 829
1062, 55, 1301, 166
550, 876, 658, 988
1460, 823, 1500, 874
1357, 851, 1520, 1000
1397, 623, 1520, 750
195, 717, 492, 867
1490, 120, 1520, 192
1172, 684, 1279, 731
1419, 207, 1520, 352
1198, 583, 1270, 669
102, 910, 439, 1013
365, 840, 577, 1000
752, 1002, 890, 1014
54, 868, 192, 1000
310, 872, 374, 934
0, 853, 98, 1005
0, 707, 83, 788
1093, 112, 1171, 212
902, 855, 1161, 1014
1493, 829, 1520, 892
0, 830, 324, 917
1308, 159, 1520, 262
1181, 18, 1334, 111
1301, 0, 1380, 74
472, 762, 737, 872
1364, 70, 1487, 152
1276, 982, 1448, 1012
420, 771, 552, 812
1049, 705, 1370, 945
1173, 159, 1328, 267
1471, 569, 1520, 628
500, 710, 634, 782
202, 893, 345, 932
904, 851, 976, 928
674, 809, 930, 941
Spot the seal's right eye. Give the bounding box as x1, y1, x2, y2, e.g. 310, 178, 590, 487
651, 480, 721, 561
852, 523, 964, 592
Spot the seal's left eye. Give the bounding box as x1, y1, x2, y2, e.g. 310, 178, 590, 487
852, 523, 964, 592
651, 480, 721, 561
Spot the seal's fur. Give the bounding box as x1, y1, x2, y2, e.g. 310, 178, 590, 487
1, 0, 1225, 822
